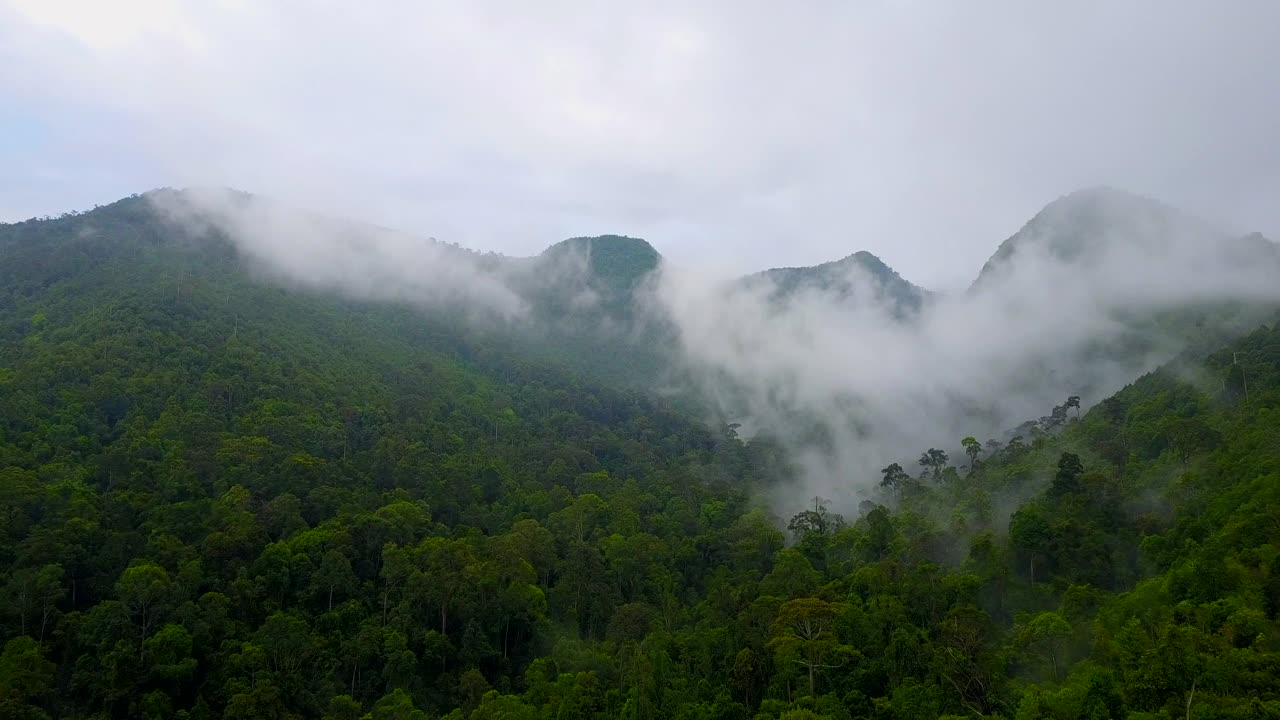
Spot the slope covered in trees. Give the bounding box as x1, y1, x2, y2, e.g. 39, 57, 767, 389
0, 196, 784, 718
2, 195, 1280, 719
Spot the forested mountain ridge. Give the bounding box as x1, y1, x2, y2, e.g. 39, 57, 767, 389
0, 192, 786, 718
2, 191, 1280, 719
750, 251, 930, 319
532, 235, 660, 294
951, 185, 1280, 423
512, 234, 670, 386
971, 186, 1278, 289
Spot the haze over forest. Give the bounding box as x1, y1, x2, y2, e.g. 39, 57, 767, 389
3, 3, 1280, 720
148, 184, 1280, 517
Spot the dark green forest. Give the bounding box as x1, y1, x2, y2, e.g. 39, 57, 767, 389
2, 197, 1280, 719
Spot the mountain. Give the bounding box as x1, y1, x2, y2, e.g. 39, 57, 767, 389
519, 234, 663, 339
4, 188, 1280, 719
534, 234, 660, 292
751, 250, 931, 318
972, 185, 1275, 287
960, 185, 1280, 399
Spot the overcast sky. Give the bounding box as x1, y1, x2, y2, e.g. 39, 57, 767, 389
2, 1, 1277, 289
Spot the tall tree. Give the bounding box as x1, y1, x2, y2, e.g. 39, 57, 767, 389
960, 437, 982, 472
1065, 395, 1082, 419
880, 463, 909, 495
768, 598, 853, 696
1049, 452, 1085, 497
918, 448, 950, 482
115, 563, 175, 659
786, 497, 845, 539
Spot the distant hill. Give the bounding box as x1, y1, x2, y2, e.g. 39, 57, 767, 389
950, 185, 1280, 414
534, 234, 660, 290
972, 186, 1276, 288
518, 234, 662, 329
751, 250, 931, 318
0, 189, 680, 390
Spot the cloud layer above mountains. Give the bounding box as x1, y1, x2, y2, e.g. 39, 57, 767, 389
4, 1, 1280, 288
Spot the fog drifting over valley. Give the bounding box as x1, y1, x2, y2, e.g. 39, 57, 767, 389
8, 0, 1280, 517
149, 186, 1280, 517
655, 190, 1280, 513
9, 6, 1280, 717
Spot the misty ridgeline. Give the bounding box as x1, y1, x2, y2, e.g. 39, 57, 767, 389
148, 186, 1280, 514
2, 185, 1280, 719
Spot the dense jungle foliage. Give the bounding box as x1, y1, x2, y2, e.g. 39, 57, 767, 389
2, 198, 1279, 719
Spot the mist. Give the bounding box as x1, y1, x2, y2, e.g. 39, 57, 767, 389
146, 185, 1280, 521
147, 187, 595, 324
650, 189, 1280, 516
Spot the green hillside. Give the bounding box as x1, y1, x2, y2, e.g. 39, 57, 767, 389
535, 235, 660, 293
512, 233, 671, 388
2, 195, 1280, 719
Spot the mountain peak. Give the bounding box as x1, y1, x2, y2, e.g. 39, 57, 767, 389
762, 249, 891, 275
538, 234, 660, 290
753, 250, 930, 318
847, 250, 891, 271
1041, 185, 1185, 222
1056, 184, 1140, 202
972, 186, 1223, 288
542, 234, 658, 259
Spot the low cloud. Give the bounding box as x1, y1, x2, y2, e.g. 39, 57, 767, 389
149, 187, 543, 321
147, 187, 637, 352
147, 185, 1280, 521
651, 189, 1280, 516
